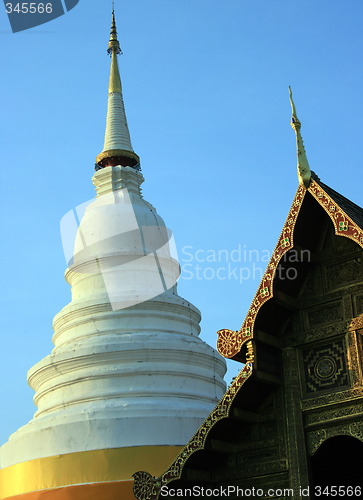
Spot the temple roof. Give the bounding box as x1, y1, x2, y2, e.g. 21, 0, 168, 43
316, 178, 363, 230
133, 175, 363, 500
132, 93, 363, 499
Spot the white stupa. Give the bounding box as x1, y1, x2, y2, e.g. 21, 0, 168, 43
0, 11, 226, 500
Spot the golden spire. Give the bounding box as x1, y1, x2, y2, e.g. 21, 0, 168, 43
108, 9, 121, 55
95, 9, 140, 169
108, 11, 122, 93
289, 87, 311, 188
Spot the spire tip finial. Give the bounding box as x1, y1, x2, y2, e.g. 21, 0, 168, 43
289, 86, 300, 131
289, 87, 311, 188
108, 4, 121, 55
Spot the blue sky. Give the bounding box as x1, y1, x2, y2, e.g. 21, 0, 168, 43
0, 0, 362, 446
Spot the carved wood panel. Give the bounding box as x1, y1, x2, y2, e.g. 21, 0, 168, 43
302, 339, 349, 396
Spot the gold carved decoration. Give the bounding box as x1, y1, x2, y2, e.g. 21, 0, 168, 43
302, 387, 363, 411
217, 328, 244, 359
349, 314, 363, 332
308, 180, 363, 250
307, 422, 363, 456
133, 471, 160, 500
133, 362, 253, 500
246, 340, 254, 363
217, 184, 307, 359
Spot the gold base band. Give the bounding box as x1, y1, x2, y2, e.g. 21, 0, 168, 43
6, 481, 133, 500
0, 445, 182, 498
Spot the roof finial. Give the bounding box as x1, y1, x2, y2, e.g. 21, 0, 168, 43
95, 8, 140, 170
289, 87, 311, 188
108, 5, 121, 56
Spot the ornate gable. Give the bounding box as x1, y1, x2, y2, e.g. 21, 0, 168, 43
133, 178, 363, 499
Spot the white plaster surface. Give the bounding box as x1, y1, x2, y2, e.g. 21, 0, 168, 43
0, 167, 226, 469
103, 91, 134, 153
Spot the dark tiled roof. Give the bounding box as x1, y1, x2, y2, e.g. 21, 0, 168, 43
312, 173, 363, 230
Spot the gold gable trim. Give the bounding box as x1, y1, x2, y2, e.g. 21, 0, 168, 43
217, 183, 307, 359
308, 180, 363, 249
132, 363, 253, 500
